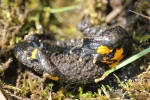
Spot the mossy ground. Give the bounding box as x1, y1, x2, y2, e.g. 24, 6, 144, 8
0, 0, 150, 100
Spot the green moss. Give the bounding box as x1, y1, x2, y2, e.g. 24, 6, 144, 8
0, 0, 150, 99
132, 30, 150, 43
42, 83, 53, 97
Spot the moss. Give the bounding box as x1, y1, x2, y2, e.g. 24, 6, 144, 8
127, 66, 150, 99
0, 0, 149, 99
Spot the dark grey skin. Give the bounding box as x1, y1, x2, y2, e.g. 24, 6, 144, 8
14, 24, 131, 84
14, 36, 106, 84
71, 26, 131, 63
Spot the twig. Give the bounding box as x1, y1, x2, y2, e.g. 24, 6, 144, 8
128, 9, 150, 20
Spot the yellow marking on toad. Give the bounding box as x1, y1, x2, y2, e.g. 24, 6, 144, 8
44, 73, 59, 81
102, 48, 124, 68
97, 45, 113, 55
110, 48, 124, 68
31, 49, 38, 59
102, 57, 114, 64
112, 48, 124, 61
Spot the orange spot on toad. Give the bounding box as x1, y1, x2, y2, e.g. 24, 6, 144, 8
43, 73, 59, 81
102, 48, 124, 68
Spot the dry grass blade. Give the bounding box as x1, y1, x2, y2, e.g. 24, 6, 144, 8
128, 9, 150, 19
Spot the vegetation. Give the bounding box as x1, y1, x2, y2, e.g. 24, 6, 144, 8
0, 0, 149, 99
